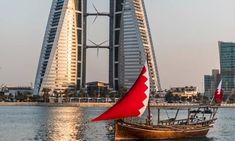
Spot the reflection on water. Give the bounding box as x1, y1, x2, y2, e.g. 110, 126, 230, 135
34, 107, 83, 141
0, 106, 84, 141
0, 107, 235, 141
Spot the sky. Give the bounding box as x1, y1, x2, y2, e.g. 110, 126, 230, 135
0, 0, 235, 92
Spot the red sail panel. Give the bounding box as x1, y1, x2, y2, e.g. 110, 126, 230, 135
214, 80, 223, 104
92, 63, 150, 122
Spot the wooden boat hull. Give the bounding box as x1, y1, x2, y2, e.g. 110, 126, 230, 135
115, 121, 210, 140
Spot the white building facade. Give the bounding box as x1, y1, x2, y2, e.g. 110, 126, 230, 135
34, 0, 84, 95
118, 0, 161, 92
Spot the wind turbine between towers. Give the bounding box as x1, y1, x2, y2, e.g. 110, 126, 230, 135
84, 3, 110, 57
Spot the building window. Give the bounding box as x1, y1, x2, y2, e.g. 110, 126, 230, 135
115, 0, 123, 12
115, 63, 118, 78
115, 14, 121, 28
77, 63, 81, 78
77, 13, 82, 28
77, 30, 82, 44
115, 47, 119, 61
78, 46, 81, 61
115, 80, 119, 90
77, 0, 82, 11
77, 80, 81, 89
115, 30, 120, 45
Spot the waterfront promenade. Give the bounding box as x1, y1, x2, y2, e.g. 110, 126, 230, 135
151, 103, 235, 108
0, 102, 113, 107
1, 102, 235, 108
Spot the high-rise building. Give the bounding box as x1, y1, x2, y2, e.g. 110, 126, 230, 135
34, 0, 161, 95
114, 0, 161, 92
204, 69, 220, 98
34, 0, 85, 95
219, 41, 235, 97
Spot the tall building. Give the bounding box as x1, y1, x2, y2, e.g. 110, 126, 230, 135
34, 0, 85, 95
34, 0, 161, 95
204, 69, 220, 98
109, 0, 123, 91
114, 0, 161, 92
219, 41, 235, 97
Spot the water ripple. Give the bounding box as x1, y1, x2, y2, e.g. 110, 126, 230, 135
0, 107, 235, 141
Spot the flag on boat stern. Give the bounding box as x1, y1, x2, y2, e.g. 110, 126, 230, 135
91, 62, 150, 122
214, 80, 223, 104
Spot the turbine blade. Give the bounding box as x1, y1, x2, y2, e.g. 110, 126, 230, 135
98, 40, 109, 46
91, 3, 99, 24
89, 39, 99, 46
92, 3, 99, 13
92, 15, 98, 24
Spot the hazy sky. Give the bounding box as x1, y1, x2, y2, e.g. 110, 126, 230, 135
0, 0, 235, 92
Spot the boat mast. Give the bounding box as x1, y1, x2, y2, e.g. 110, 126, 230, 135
146, 54, 151, 125
157, 108, 160, 124
147, 99, 151, 125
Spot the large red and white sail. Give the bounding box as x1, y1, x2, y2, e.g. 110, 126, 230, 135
92, 62, 150, 122
214, 80, 223, 104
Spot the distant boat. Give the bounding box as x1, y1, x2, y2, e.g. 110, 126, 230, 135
92, 63, 222, 140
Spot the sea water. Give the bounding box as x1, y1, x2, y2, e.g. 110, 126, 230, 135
0, 106, 234, 141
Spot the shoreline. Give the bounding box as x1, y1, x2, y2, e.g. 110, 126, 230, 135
1, 102, 235, 108
0, 102, 113, 107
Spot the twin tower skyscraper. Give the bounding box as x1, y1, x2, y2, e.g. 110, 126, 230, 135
33, 0, 161, 95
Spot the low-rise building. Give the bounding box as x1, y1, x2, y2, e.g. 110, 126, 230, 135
4, 86, 33, 96
170, 86, 198, 98
86, 81, 109, 97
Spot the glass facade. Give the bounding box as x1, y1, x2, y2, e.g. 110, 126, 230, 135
109, 0, 124, 90
34, 0, 161, 95
34, 0, 84, 95
118, 0, 161, 92
204, 69, 220, 98
219, 41, 235, 96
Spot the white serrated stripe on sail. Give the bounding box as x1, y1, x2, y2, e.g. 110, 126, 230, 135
138, 65, 150, 116
217, 80, 222, 91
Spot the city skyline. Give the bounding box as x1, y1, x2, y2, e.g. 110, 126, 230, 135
0, 0, 235, 92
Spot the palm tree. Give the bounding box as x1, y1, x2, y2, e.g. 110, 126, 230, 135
79, 88, 86, 97
118, 86, 128, 98
150, 90, 157, 98
62, 88, 69, 103
42, 88, 51, 102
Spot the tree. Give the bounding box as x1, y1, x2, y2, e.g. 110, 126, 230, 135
15, 91, 25, 102
150, 90, 157, 98
187, 97, 192, 102
42, 88, 51, 102
228, 94, 235, 103
165, 91, 174, 102
202, 96, 209, 104
173, 94, 180, 102
30, 95, 43, 102
118, 86, 128, 98
0, 92, 6, 102
8, 93, 14, 102
62, 88, 69, 102
181, 96, 187, 102
68, 90, 76, 97
79, 88, 86, 97
53, 90, 59, 98
195, 93, 203, 102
